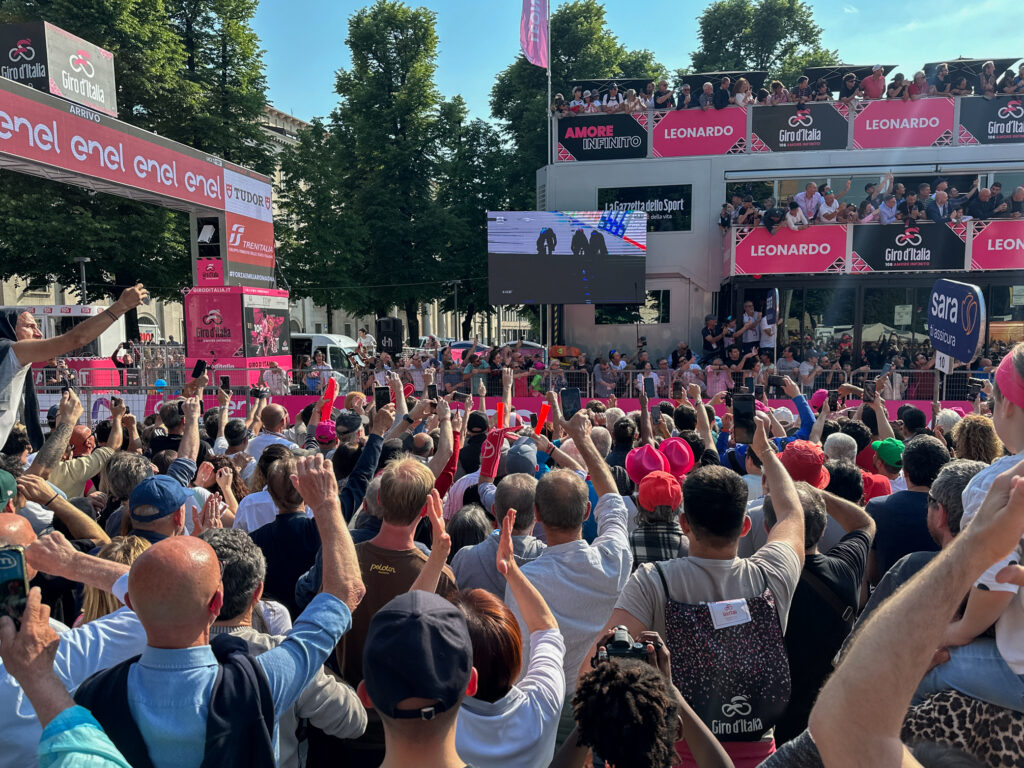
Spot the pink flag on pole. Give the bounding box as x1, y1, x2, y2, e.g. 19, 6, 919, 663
520, 0, 548, 69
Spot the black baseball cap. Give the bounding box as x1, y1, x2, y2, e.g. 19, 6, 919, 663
466, 411, 489, 434
363, 591, 473, 720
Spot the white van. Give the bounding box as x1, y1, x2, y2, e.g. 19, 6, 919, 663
291, 333, 362, 390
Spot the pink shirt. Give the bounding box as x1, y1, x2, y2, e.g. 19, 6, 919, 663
860, 75, 886, 99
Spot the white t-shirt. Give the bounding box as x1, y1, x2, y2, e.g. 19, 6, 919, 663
456, 628, 566, 768
602, 93, 623, 109
0, 346, 30, 450
240, 432, 299, 479
818, 198, 840, 222
758, 316, 774, 348
786, 209, 809, 229
742, 312, 760, 344
358, 334, 376, 351
232, 488, 313, 533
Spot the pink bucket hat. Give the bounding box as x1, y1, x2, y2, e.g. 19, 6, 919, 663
625, 444, 669, 485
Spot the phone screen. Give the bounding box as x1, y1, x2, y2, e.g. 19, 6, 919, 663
374, 386, 391, 411
0, 546, 29, 629
220, 376, 231, 393
643, 377, 656, 398
828, 390, 839, 410
754, 385, 765, 398
427, 384, 438, 400
191, 359, 208, 379
561, 387, 582, 420
862, 379, 875, 403
732, 394, 756, 444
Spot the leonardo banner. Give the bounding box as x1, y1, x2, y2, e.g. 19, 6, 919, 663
749, 102, 848, 152
970, 220, 1024, 270
556, 113, 647, 162
651, 107, 747, 157
958, 96, 1024, 145
733, 225, 847, 275
850, 223, 966, 272
853, 98, 955, 149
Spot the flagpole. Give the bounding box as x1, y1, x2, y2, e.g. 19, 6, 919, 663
546, 0, 551, 166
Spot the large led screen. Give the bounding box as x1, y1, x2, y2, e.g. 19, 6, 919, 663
487, 210, 647, 304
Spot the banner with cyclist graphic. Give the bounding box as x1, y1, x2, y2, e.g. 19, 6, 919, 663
850, 223, 966, 272
749, 102, 848, 152
959, 95, 1024, 145
0, 21, 117, 116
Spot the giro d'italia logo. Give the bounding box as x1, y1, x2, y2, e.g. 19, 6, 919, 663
894, 228, 922, 247
721, 696, 752, 717
203, 309, 224, 326
8, 38, 34, 62
68, 49, 95, 77
998, 100, 1024, 120
787, 109, 813, 128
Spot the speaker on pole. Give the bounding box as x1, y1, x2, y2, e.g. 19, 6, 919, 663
376, 317, 404, 356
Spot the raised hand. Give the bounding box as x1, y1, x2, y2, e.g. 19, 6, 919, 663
496, 508, 517, 577
291, 454, 339, 512
115, 283, 149, 311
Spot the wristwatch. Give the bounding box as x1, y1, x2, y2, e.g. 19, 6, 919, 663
402, 414, 415, 424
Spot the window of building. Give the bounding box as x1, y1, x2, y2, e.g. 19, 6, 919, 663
595, 290, 670, 325
344, 323, 353, 337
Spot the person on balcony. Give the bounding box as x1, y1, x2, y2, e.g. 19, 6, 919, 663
838, 73, 861, 104
856, 199, 879, 223
860, 65, 886, 99
879, 194, 900, 225
698, 81, 715, 110
677, 83, 694, 109
794, 182, 823, 222
601, 83, 624, 112
887, 73, 910, 100
967, 187, 1008, 221
813, 78, 832, 101
929, 63, 952, 97
713, 77, 733, 109
785, 201, 810, 231
733, 77, 752, 106
762, 198, 787, 235
620, 88, 643, 113
791, 75, 813, 104
908, 71, 929, 100
978, 60, 998, 98
926, 191, 960, 223
580, 90, 599, 114
897, 190, 927, 223
653, 79, 674, 110
950, 76, 973, 97
766, 79, 792, 105
568, 86, 585, 113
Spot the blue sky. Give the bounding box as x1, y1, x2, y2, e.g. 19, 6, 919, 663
253, 0, 1022, 124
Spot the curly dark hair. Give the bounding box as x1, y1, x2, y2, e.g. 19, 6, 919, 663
572, 659, 677, 768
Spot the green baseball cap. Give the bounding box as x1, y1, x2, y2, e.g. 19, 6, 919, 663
0, 469, 16, 507
871, 438, 905, 468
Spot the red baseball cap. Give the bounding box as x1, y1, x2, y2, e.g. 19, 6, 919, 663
638, 470, 682, 511
778, 439, 830, 489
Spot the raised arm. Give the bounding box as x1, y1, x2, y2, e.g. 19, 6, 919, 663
810, 460, 1024, 767
12, 285, 148, 365
25, 389, 81, 478
562, 410, 616, 497
409, 491, 452, 593
427, 398, 453, 478
498, 507, 558, 632
27, 531, 129, 592
176, 396, 202, 464
755, 416, 804, 558
808, 399, 831, 445
871, 397, 896, 441
104, 399, 125, 452
688, 383, 717, 457
820, 487, 876, 538
637, 383, 654, 447
17, 475, 109, 545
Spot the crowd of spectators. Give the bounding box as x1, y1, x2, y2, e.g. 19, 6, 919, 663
553, 60, 1024, 117
720, 174, 1024, 233
7, 290, 1024, 767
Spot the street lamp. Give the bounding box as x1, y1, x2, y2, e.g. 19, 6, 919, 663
72, 257, 91, 304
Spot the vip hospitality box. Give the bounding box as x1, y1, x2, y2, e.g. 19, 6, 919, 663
0, 21, 117, 117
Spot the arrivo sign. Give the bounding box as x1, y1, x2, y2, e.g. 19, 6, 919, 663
853, 98, 954, 149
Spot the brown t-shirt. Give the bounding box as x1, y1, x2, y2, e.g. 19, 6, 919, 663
337, 541, 458, 685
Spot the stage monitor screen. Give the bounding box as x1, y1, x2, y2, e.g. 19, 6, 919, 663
487, 210, 647, 304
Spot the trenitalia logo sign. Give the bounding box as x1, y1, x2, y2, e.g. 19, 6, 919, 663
853, 98, 953, 149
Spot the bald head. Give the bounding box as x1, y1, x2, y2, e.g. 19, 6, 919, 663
127, 537, 223, 647
0, 515, 37, 578
262, 405, 287, 432
935, 191, 948, 205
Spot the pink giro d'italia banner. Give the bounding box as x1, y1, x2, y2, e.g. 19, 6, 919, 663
853, 98, 955, 149
652, 107, 747, 157
733, 225, 847, 276
519, 0, 548, 69
971, 220, 1024, 270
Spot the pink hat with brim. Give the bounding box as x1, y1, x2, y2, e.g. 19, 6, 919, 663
658, 437, 695, 479
625, 444, 669, 485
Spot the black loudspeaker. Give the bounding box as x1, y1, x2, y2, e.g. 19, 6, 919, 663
376, 317, 403, 355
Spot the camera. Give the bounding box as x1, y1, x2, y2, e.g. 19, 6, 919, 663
249, 386, 269, 399
591, 625, 649, 667
767, 375, 785, 388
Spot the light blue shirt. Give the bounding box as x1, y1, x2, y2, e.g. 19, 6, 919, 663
2, 587, 145, 768
126, 593, 350, 768
879, 201, 899, 225
38, 706, 130, 768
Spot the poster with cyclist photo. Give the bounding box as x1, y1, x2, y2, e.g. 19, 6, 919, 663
243, 306, 291, 358
959, 96, 1024, 144
750, 102, 848, 152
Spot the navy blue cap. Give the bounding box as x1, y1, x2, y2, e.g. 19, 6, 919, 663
129, 475, 192, 522
46, 404, 59, 424
363, 591, 472, 720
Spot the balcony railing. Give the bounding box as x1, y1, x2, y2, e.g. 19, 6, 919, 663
553, 96, 1024, 162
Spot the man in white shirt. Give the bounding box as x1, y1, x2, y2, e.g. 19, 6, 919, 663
815, 181, 851, 223
758, 313, 776, 360
260, 361, 290, 396
740, 300, 761, 355
504, 411, 631, 742
357, 328, 375, 355
241, 404, 299, 480
601, 84, 624, 112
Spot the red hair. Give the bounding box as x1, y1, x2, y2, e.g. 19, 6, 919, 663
448, 589, 522, 702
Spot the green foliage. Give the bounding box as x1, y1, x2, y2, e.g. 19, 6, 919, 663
490, 0, 664, 208
690, 0, 838, 82
0, 0, 272, 336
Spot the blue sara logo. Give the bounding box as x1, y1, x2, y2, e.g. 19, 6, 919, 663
928, 279, 985, 362
92, 397, 110, 421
